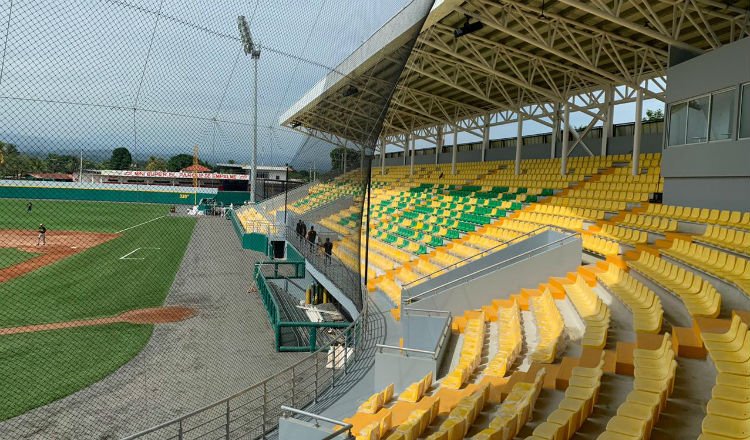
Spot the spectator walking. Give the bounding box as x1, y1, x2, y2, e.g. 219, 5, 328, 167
296, 219, 304, 242
37, 223, 46, 246
323, 237, 333, 265
300, 221, 307, 244
307, 226, 317, 252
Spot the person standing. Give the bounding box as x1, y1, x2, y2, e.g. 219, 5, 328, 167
307, 226, 317, 252
296, 219, 304, 242
300, 221, 307, 245
27, 202, 33, 213
323, 237, 333, 265
37, 223, 46, 246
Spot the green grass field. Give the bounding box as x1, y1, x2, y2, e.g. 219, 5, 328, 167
0, 248, 38, 270
0, 198, 196, 421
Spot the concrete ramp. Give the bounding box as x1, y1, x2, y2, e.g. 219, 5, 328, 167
403, 230, 582, 315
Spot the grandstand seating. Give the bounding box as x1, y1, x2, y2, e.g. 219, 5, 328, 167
294, 152, 750, 440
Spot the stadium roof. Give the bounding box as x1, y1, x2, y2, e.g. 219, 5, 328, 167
281, 0, 750, 147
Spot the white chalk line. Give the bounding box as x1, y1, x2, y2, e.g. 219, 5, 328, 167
119, 247, 161, 260
116, 216, 166, 234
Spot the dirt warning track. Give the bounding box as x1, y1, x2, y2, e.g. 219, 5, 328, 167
0, 229, 119, 282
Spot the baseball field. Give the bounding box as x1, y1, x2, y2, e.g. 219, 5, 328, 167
0, 198, 197, 421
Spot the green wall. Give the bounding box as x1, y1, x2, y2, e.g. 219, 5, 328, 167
0, 185, 214, 205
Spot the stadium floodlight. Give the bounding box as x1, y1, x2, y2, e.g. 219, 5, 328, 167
454, 15, 483, 38
237, 15, 261, 203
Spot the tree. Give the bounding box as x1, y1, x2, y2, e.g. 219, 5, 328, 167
109, 147, 133, 170
227, 159, 236, 164
643, 108, 664, 122
0, 141, 21, 177
167, 154, 196, 172
330, 147, 360, 172
145, 156, 168, 171
45, 153, 79, 173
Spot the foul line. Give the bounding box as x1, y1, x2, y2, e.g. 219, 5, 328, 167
120, 247, 161, 260
116, 216, 166, 234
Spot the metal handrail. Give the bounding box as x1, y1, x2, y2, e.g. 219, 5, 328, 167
376, 344, 436, 356
403, 232, 579, 305
121, 282, 368, 440
402, 225, 549, 289
280, 405, 351, 428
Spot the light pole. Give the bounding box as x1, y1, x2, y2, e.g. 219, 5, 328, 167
238, 16, 261, 203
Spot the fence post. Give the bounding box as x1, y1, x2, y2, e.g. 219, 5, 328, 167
178, 419, 184, 440
225, 400, 230, 439
314, 353, 319, 403
331, 344, 336, 388
291, 364, 296, 408
262, 381, 267, 437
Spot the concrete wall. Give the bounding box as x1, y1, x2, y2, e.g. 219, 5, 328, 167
405, 231, 582, 315
662, 37, 750, 210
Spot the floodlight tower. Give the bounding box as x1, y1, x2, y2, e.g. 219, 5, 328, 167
238, 15, 261, 203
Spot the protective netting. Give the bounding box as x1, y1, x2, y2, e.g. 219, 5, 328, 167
0, 0, 432, 438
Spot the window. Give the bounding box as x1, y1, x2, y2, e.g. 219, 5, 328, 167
686, 95, 709, 143
741, 83, 750, 139
668, 102, 687, 146
709, 89, 735, 141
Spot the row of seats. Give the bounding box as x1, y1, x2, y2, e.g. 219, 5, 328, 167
551, 196, 627, 212
643, 204, 750, 228
515, 212, 584, 231
533, 204, 605, 221
485, 301, 522, 378
426, 385, 489, 440
599, 333, 677, 440
398, 372, 433, 403
387, 398, 440, 440
700, 314, 750, 439
628, 252, 721, 318
696, 224, 750, 255
567, 189, 648, 203
528, 353, 606, 440
596, 264, 663, 334
594, 224, 648, 245
661, 239, 750, 295
563, 275, 610, 349
530, 290, 565, 364
618, 213, 678, 233
582, 234, 620, 256
442, 314, 485, 389
472, 369, 546, 440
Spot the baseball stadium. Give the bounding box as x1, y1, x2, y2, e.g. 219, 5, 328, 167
1, 1, 750, 440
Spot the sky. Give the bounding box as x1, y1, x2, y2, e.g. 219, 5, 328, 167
0, 0, 663, 170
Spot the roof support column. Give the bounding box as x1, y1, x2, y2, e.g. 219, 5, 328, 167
435, 126, 442, 165
403, 134, 408, 166
632, 87, 643, 175
409, 133, 416, 177
380, 138, 386, 176
451, 126, 458, 175
550, 102, 560, 159
515, 112, 523, 175
481, 114, 490, 162
601, 85, 614, 156
561, 100, 570, 175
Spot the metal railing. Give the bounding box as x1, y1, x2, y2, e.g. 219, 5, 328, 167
279, 406, 352, 440
375, 309, 451, 360
284, 226, 362, 312
402, 231, 580, 306
122, 282, 367, 440
401, 225, 550, 290
255, 262, 352, 352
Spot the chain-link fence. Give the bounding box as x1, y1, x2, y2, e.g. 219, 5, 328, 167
0, 0, 432, 438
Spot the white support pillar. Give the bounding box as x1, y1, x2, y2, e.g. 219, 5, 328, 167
550, 103, 559, 159
380, 138, 386, 175
601, 85, 614, 156
514, 112, 523, 175
451, 126, 458, 175
403, 134, 408, 166
632, 87, 643, 175
409, 134, 416, 176
481, 114, 490, 162
561, 100, 570, 175
435, 126, 443, 165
